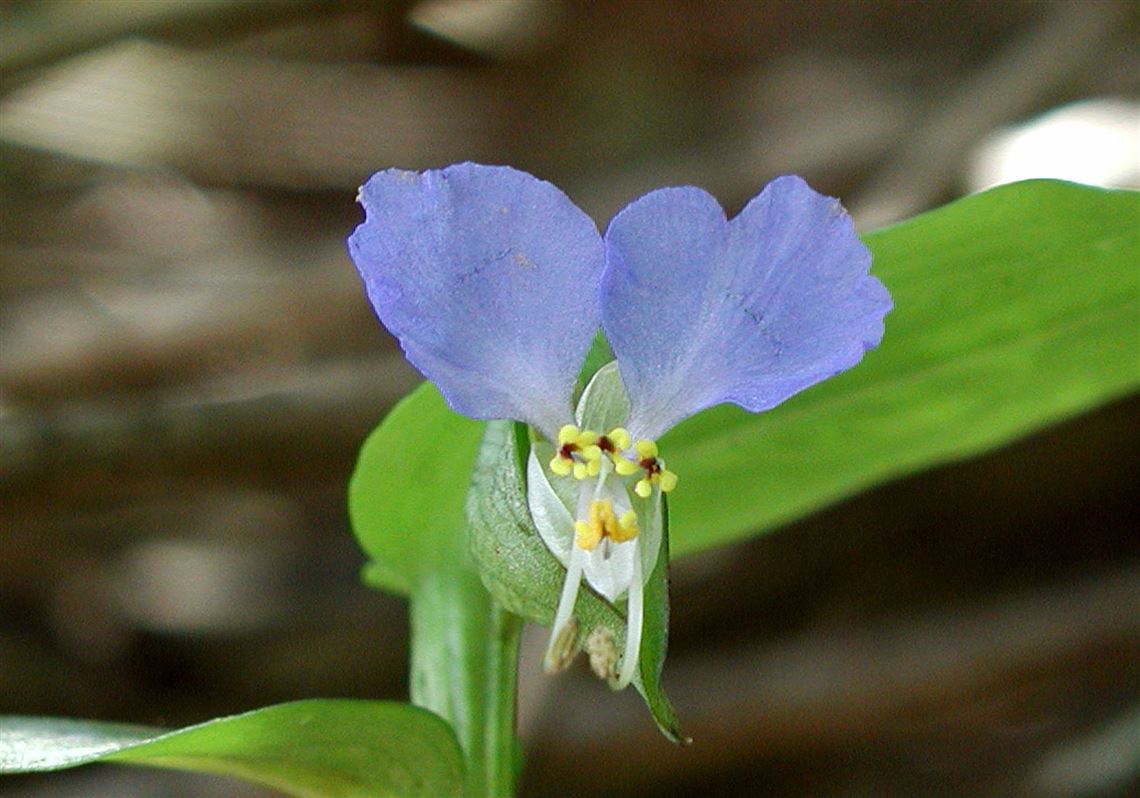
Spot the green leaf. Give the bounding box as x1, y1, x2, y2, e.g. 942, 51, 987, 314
663, 180, 1139, 555
348, 385, 520, 796
466, 420, 683, 742
350, 384, 484, 595
0, 700, 464, 798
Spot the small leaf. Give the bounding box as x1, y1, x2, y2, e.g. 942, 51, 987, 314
0, 700, 464, 798
349, 384, 484, 595
466, 420, 684, 742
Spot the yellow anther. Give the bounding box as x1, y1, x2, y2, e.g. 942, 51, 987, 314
634, 479, 652, 499
614, 510, 639, 542
613, 455, 640, 476
545, 617, 580, 673
607, 427, 632, 450
574, 519, 597, 550
552, 426, 609, 480
558, 424, 580, 446
576, 430, 599, 447
634, 439, 658, 459
574, 500, 639, 550
586, 626, 617, 682
658, 469, 679, 492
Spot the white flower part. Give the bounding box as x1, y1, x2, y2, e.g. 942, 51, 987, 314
616, 542, 643, 689
526, 448, 574, 566
526, 359, 666, 688
574, 361, 630, 432
544, 544, 585, 673
576, 465, 638, 603
527, 442, 645, 605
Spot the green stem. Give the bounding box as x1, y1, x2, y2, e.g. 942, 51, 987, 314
484, 604, 522, 797
409, 568, 522, 798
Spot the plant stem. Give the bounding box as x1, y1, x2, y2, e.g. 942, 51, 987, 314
483, 603, 522, 797
409, 568, 522, 797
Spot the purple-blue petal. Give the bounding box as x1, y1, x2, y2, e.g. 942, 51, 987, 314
347, 163, 603, 436
601, 176, 891, 440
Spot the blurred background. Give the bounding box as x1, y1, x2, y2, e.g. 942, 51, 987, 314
1, 1, 1137, 796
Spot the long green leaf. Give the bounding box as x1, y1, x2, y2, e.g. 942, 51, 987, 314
0, 700, 464, 798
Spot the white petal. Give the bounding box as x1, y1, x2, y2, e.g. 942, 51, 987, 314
526, 449, 575, 567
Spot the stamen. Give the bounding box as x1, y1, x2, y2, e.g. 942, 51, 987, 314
552, 426, 608, 481
545, 546, 586, 673
575, 498, 639, 551
557, 424, 580, 446
545, 617, 579, 673
605, 428, 632, 451
576, 430, 599, 447
586, 626, 618, 682
550, 455, 573, 476
574, 517, 599, 550
579, 444, 603, 462
613, 510, 639, 543
615, 545, 644, 689
613, 435, 679, 497
634, 439, 658, 459
613, 455, 641, 476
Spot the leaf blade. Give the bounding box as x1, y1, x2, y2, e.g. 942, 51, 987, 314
349, 384, 484, 595
1, 700, 464, 798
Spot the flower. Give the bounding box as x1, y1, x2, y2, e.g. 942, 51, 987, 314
347, 162, 891, 688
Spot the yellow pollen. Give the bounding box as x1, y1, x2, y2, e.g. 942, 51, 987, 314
552, 428, 679, 496
634, 439, 658, 459
607, 427, 632, 450
553, 426, 609, 480
576, 430, 599, 447
615, 510, 639, 542
557, 424, 580, 446
613, 454, 640, 476
579, 444, 603, 462
575, 500, 639, 550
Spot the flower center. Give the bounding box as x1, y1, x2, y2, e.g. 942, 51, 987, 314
550, 424, 678, 499
538, 420, 675, 690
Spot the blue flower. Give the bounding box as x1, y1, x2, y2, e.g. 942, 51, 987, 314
347, 162, 891, 687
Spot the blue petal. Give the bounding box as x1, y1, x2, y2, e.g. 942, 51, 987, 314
601, 176, 891, 439
347, 163, 603, 436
